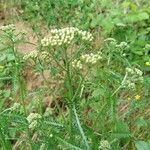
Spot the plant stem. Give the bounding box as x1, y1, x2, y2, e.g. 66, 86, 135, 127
63, 47, 75, 140
111, 72, 128, 97
12, 42, 27, 116
73, 104, 90, 150
12, 41, 32, 149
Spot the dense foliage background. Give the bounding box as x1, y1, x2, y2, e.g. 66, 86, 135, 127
0, 0, 150, 149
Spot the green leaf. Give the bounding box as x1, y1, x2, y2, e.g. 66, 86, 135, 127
3, 90, 11, 98
56, 137, 82, 150
138, 12, 149, 21
132, 50, 143, 55
135, 141, 150, 150
0, 55, 6, 62
112, 121, 130, 139
7, 54, 15, 61
92, 89, 100, 98
92, 88, 105, 98
125, 12, 149, 23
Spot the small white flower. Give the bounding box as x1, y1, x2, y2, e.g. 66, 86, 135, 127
39, 51, 50, 60
134, 68, 143, 76
126, 67, 134, 74
124, 67, 143, 89
11, 102, 20, 111
27, 113, 41, 123
23, 50, 38, 60
41, 27, 93, 47
29, 120, 37, 129
128, 82, 136, 89
80, 52, 102, 64
99, 140, 111, 150
0, 24, 15, 32
72, 59, 82, 69
116, 41, 129, 48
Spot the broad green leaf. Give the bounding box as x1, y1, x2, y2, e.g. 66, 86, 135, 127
112, 121, 130, 139
138, 12, 149, 21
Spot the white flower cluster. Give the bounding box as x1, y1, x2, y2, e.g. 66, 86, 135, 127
41, 27, 93, 47
124, 67, 143, 89
116, 41, 129, 49
0, 24, 15, 33
10, 102, 20, 111
104, 38, 129, 49
125, 80, 136, 89
27, 113, 41, 129
39, 51, 50, 60
72, 59, 83, 69
23, 51, 50, 60
77, 29, 93, 41
0, 24, 26, 42
126, 67, 143, 76
80, 52, 102, 64
99, 140, 111, 150
23, 50, 38, 60
72, 52, 102, 69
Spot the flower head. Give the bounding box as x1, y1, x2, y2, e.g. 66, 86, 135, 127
23, 50, 38, 60
27, 113, 41, 123
116, 41, 129, 49
41, 27, 93, 47
11, 102, 20, 111
0, 24, 15, 33
99, 140, 111, 150
72, 59, 83, 69
124, 67, 143, 89
27, 113, 41, 130
80, 52, 102, 64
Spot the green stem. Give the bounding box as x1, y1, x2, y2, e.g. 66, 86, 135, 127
12, 43, 27, 116
111, 72, 128, 97
12, 41, 32, 149
63, 48, 74, 140
48, 49, 67, 71
73, 104, 90, 150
